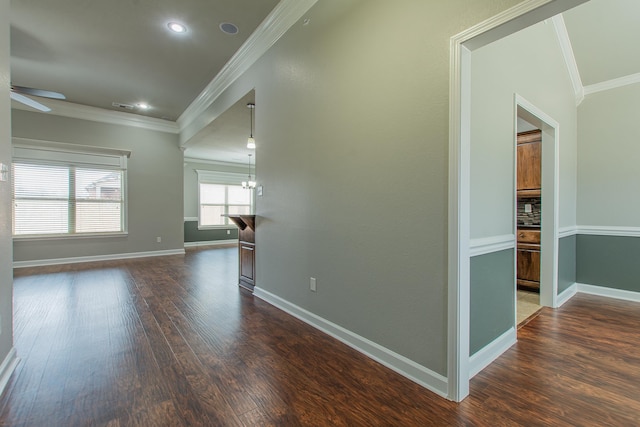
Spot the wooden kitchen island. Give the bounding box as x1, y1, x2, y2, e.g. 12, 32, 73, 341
225, 214, 256, 292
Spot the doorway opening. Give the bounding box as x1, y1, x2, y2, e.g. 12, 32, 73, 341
515, 97, 559, 316
515, 112, 543, 326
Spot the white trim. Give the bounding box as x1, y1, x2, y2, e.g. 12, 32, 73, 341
12, 99, 179, 134
13, 249, 185, 268
583, 72, 640, 96
577, 226, 640, 238
470, 234, 515, 257
184, 157, 245, 168
0, 348, 19, 398
469, 327, 516, 379
577, 283, 640, 303
254, 287, 448, 398
559, 226, 578, 238
556, 283, 577, 307
184, 217, 199, 222
177, 0, 318, 138
184, 240, 237, 248
551, 15, 584, 105
13, 137, 131, 160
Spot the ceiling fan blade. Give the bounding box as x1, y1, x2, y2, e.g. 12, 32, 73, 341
10, 91, 52, 112
11, 85, 65, 100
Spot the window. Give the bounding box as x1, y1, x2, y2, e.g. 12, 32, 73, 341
197, 170, 253, 228
12, 139, 130, 238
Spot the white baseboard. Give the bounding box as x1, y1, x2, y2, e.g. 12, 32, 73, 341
184, 239, 237, 248
253, 287, 448, 398
556, 283, 578, 307
577, 283, 640, 303
0, 348, 19, 398
13, 249, 186, 269
469, 327, 516, 379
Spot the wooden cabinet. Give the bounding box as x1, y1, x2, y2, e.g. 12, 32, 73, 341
517, 130, 542, 194
517, 228, 540, 291
239, 243, 255, 289
226, 215, 256, 292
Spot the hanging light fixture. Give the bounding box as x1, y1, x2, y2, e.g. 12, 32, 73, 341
247, 103, 256, 149
242, 153, 256, 189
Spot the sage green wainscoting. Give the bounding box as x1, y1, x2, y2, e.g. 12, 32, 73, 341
577, 234, 640, 293
558, 235, 577, 295
470, 249, 515, 356
184, 221, 238, 244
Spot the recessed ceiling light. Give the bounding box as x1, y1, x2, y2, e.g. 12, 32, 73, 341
167, 22, 187, 33
136, 103, 150, 110
219, 22, 239, 35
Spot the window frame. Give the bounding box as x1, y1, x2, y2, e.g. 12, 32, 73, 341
12, 138, 131, 240
196, 170, 254, 230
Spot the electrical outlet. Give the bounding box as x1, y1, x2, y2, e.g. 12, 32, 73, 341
156, 236, 161, 243
310, 277, 317, 292
524, 203, 532, 213
227, 230, 231, 235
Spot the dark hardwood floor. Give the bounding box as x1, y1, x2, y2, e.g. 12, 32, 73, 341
2, 247, 640, 426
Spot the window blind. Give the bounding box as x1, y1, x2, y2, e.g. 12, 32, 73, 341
12, 139, 130, 238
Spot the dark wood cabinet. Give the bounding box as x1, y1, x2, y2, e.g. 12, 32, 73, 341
225, 215, 256, 292
517, 130, 542, 193
517, 228, 540, 291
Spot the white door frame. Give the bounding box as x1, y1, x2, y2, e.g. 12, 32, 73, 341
515, 96, 560, 310
447, 0, 589, 402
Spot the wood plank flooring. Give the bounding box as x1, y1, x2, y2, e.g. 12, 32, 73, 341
2, 247, 640, 426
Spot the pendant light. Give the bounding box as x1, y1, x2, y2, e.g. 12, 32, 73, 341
242, 153, 256, 189
247, 103, 256, 149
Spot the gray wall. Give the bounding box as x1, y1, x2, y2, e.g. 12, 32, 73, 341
558, 235, 577, 294
182, 0, 520, 376
11, 110, 184, 262
0, 0, 14, 366
184, 221, 238, 243
576, 80, 640, 293
470, 250, 514, 355
577, 235, 640, 292
577, 83, 640, 227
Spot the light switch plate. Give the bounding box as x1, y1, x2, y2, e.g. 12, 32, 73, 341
524, 203, 532, 213
257, 185, 263, 196
0, 163, 7, 182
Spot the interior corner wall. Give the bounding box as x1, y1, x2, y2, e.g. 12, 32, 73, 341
11, 110, 184, 262
182, 0, 520, 378
183, 160, 243, 243
469, 21, 578, 354
0, 0, 14, 367
576, 84, 640, 291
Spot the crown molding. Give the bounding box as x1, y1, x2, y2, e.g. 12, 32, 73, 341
583, 72, 640, 97
177, 0, 318, 134
551, 15, 584, 106
12, 98, 179, 134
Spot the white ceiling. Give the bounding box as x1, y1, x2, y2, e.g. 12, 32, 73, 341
10, 0, 279, 122
9, 0, 640, 164
562, 0, 640, 87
